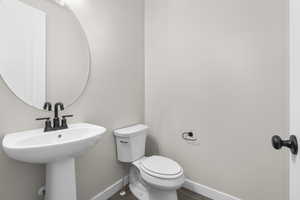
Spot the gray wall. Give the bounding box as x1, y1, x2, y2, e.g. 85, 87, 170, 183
0, 0, 144, 200
145, 0, 289, 200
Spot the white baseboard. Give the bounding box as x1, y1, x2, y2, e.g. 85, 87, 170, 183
183, 179, 242, 200
90, 176, 128, 200
90, 176, 241, 200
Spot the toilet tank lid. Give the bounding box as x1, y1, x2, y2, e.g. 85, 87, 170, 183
114, 124, 148, 137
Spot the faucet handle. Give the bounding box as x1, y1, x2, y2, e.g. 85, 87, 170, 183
62, 115, 74, 118
36, 117, 50, 121
61, 115, 74, 129
36, 117, 52, 132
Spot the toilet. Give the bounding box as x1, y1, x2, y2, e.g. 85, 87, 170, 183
114, 124, 185, 200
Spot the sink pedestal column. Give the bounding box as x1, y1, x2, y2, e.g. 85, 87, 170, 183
46, 158, 77, 200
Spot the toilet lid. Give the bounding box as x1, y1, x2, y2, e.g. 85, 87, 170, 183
141, 156, 182, 176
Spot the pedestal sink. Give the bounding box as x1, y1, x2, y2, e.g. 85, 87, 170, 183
2, 123, 106, 200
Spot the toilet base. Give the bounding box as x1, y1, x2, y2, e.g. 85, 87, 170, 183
130, 183, 178, 200
129, 163, 179, 200
130, 182, 149, 200
148, 188, 177, 200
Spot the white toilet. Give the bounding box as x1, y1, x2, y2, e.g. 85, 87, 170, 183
114, 124, 185, 200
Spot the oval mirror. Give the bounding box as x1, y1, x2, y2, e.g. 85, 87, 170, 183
0, 0, 90, 110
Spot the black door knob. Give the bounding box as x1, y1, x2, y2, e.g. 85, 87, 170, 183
272, 135, 298, 155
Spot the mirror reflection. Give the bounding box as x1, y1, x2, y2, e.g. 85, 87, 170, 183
0, 0, 90, 110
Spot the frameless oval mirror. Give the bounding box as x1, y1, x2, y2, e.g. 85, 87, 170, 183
0, 0, 90, 110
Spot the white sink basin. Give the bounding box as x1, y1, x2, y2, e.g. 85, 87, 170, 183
2, 123, 106, 200
2, 123, 106, 163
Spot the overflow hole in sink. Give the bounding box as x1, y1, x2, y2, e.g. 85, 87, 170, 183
58, 134, 62, 138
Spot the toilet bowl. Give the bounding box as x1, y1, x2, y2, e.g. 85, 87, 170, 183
130, 156, 185, 200
114, 125, 185, 200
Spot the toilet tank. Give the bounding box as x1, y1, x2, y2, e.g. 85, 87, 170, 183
114, 124, 148, 163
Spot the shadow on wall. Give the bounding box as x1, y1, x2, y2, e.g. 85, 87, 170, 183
146, 134, 160, 156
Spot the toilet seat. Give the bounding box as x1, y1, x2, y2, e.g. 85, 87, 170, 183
140, 156, 183, 179
131, 156, 185, 196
